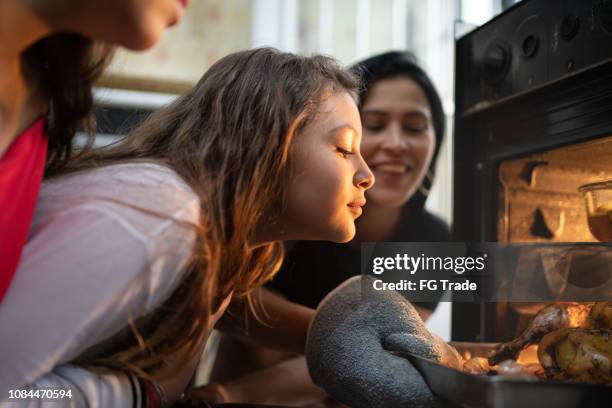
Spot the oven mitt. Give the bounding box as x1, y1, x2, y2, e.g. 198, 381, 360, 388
306, 275, 458, 408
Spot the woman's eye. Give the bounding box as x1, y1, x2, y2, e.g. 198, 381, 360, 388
403, 126, 428, 133
336, 147, 354, 158
402, 121, 430, 133
402, 118, 430, 133
363, 123, 386, 132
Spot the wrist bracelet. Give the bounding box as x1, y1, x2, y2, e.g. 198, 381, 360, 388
139, 378, 159, 408
151, 379, 168, 408
138, 378, 168, 408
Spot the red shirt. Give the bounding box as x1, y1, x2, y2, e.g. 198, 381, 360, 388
0, 118, 47, 302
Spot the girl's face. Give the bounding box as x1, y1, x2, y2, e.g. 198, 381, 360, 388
29, 0, 188, 50
360, 77, 436, 208
281, 91, 375, 243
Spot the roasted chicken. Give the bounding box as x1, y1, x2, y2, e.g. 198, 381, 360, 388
538, 328, 612, 384
589, 301, 612, 330
462, 357, 490, 375
488, 301, 612, 365
488, 302, 592, 365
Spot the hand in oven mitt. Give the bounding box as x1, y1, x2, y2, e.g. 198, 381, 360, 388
306, 276, 462, 408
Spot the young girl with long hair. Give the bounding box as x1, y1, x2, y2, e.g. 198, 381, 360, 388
205, 50, 449, 405
0, 0, 188, 303
0, 47, 373, 407
270, 50, 449, 313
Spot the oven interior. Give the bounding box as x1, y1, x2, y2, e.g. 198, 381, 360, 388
452, 0, 612, 342
497, 136, 612, 243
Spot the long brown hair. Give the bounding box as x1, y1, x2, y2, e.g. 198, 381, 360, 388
65, 48, 360, 376
21, 33, 113, 174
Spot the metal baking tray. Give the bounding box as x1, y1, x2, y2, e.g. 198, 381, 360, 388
407, 342, 612, 408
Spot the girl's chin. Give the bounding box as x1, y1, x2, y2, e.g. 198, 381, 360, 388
287, 221, 355, 243
329, 223, 356, 243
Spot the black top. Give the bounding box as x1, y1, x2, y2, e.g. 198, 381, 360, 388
268, 209, 451, 310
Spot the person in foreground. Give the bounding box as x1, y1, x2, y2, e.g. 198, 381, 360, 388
0, 0, 188, 303
0, 48, 373, 407
207, 51, 450, 406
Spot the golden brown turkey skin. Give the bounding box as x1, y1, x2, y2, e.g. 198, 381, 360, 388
537, 328, 612, 384
589, 301, 612, 330
463, 357, 491, 375
488, 302, 592, 365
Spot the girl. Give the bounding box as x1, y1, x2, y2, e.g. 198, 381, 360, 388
206, 52, 449, 404
0, 0, 187, 302
0, 48, 373, 407
270, 50, 449, 316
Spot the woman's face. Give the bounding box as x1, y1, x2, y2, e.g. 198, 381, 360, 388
281, 91, 375, 243
29, 0, 188, 50
360, 77, 436, 208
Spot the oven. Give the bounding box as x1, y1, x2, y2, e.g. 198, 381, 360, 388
452, 0, 612, 343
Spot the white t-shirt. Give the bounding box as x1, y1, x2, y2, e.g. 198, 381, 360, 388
0, 162, 200, 407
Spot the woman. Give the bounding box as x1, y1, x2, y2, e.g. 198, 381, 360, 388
0, 0, 187, 303
0, 48, 373, 407
206, 51, 449, 404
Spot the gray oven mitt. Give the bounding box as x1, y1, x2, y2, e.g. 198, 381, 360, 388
306, 275, 458, 408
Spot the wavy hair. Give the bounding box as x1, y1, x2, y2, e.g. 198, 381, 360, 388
21, 33, 114, 174
65, 48, 360, 376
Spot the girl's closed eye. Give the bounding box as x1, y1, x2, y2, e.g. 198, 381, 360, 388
336, 147, 354, 158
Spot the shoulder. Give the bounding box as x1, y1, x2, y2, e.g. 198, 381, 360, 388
3, 163, 202, 383
37, 162, 200, 235
42, 162, 198, 208
27, 162, 201, 309
395, 210, 451, 242
419, 210, 451, 232
41, 161, 195, 197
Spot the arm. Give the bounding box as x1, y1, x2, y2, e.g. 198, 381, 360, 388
0, 203, 197, 405
188, 356, 330, 406
5, 360, 202, 407
7, 365, 138, 408
215, 285, 431, 354
216, 287, 315, 354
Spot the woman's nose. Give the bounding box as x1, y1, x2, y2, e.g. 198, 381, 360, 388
381, 122, 408, 151
355, 155, 375, 190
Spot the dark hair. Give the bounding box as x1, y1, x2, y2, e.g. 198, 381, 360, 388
21, 33, 114, 175
350, 51, 445, 210
65, 47, 360, 377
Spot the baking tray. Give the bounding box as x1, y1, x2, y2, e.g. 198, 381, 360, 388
407, 342, 612, 408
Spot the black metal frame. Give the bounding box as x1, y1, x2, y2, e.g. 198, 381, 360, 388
452, 0, 612, 341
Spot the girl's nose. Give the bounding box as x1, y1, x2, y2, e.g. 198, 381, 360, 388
355, 155, 375, 190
